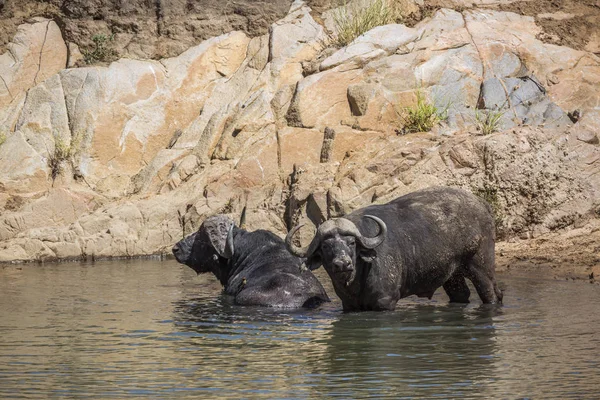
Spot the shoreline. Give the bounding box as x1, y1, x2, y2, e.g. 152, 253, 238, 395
2, 236, 598, 285
1, 1, 599, 277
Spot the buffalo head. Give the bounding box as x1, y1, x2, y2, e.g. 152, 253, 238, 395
285, 215, 387, 286
172, 215, 236, 277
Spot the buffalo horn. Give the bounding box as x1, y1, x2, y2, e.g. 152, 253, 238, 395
223, 224, 235, 259
239, 206, 247, 229
357, 215, 387, 249
285, 224, 308, 257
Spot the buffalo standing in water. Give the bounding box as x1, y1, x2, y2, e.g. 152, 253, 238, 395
286, 187, 503, 311
172, 214, 329, 308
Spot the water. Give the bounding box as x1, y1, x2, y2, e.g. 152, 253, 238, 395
0, 260, 598, 399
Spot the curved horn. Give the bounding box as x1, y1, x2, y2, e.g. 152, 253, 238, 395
239, 206, 247, 229
357, 215, 387, 249
285, 224, 309, 257
222, 224, 235, 259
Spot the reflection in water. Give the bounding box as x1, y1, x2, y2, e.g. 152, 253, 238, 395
0, 260, 599, 398
312, 305, 501, 398
171, 296, 338, 397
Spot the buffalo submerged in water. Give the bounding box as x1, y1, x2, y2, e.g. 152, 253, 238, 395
172, 214, 330, 308
286, 187, 503, 312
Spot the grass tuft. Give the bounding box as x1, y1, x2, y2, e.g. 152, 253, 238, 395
475, 108, 504, 135
398, 90, 448, 134
473, 184, 504, 234
48, 137, 73, 181
220, 198, 235, 214
0, 128, 6, 146
331, 0, 403, 48
83, 33, 118, 65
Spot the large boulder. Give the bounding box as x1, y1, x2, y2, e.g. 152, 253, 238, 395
0, 18, 67, 113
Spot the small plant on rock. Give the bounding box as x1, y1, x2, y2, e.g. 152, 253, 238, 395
83, 33, 117, 65
220, 198, 235, 214
398, 90, 449, 134
473, 184, 504, 235
332, 0, 403, 47
475, 108, 504, 135
47, 137, 73, 181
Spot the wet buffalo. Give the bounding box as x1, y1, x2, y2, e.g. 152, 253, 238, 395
286, 187, 503, 311
172, 214, 329, 308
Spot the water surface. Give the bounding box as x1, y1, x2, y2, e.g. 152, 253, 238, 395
0, 259, 598, 398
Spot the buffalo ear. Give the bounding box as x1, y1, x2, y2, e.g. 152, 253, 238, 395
203, 215, 235, 258
359, 248, 377, 263
305, 253, 322, 271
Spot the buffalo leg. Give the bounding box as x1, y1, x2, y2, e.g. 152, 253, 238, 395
467, 268, 502, 304
466, 243, 502, 304
443, 273, 471, 303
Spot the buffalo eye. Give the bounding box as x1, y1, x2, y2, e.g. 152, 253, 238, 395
346, 237, 355, 245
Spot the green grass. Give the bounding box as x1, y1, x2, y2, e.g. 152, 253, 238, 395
475, 108, 504, 135
399, 90, 449, 134
0, 128, 6, 146
83, 33, 117, 65
331, 0, 403, 47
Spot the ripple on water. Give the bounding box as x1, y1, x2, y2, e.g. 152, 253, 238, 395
0, 261, 599, 398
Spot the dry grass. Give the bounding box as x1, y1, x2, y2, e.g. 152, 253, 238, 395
331, 0, 404, 47
47, 136, 74, 181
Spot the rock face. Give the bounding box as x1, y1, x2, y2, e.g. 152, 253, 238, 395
0, 0, 327, 61
0, 18, 67, 114
0, 1, 599, 263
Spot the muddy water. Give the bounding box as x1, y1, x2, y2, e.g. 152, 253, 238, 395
0, 259, 599, 398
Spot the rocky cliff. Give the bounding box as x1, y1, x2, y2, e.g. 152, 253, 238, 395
0, 0, 599, 278
0, 0, 300, 61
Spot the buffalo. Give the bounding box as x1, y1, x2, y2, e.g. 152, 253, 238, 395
172, 214, 329, 308
286, 187, 503, 311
